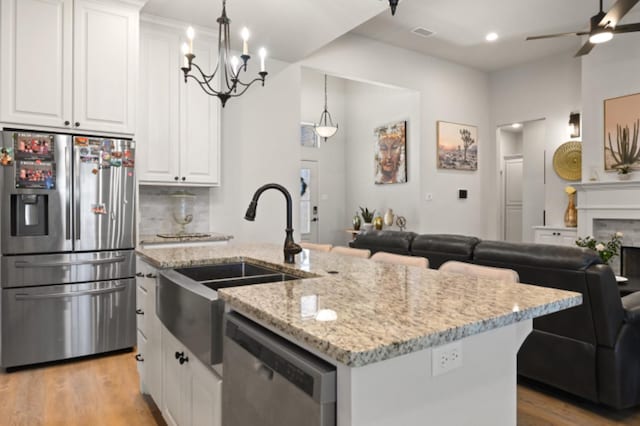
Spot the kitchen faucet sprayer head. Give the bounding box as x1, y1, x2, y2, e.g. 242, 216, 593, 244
244, 200, 258, 221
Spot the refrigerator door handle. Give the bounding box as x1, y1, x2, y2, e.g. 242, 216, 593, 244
74, 145, 81, 241
14, 284, 127, 300
14, 256, 126, 268
65, 145, 71, 240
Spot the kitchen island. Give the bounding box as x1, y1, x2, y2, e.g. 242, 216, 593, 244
137, 243, 581, 426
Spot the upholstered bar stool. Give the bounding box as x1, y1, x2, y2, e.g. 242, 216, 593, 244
331, 246, 371, 259
299, 242, 333, 252
371, 251, 429, 268
439, 260, 519, 283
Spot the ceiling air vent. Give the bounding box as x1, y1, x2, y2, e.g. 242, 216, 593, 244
411, 27, 434, 38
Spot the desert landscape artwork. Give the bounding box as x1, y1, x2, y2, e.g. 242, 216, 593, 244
604, 93, 640, 172
437, 121, 478, 171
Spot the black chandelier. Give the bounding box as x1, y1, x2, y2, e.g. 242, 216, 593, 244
181, 0, 268, 107
389, 0, 399, 16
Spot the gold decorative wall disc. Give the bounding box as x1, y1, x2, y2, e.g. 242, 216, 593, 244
553, 141, 582, 181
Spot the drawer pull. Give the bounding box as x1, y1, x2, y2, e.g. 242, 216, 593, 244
135, 354, 144, 362
136, 309, 144, 315
145, 273, 157, 279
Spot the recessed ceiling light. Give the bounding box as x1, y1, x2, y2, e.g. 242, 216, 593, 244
512, 123, 522, 129
485, 32, 499, 42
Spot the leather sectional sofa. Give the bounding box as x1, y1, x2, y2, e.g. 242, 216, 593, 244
350, 230, 640, 409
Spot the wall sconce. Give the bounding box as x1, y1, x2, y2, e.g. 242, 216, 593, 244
568, 112, 580, 138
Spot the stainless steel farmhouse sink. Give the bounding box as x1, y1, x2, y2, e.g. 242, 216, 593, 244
158, 262, 309, 367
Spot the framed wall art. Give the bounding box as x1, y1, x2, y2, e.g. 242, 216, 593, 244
374, 120, 407, 184
604, 92, 640, 172
437, 121, 478, 171
300, 122, 320, 148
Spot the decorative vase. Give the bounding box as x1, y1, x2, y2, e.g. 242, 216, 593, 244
362, 222, 373, 232
618, 172, 632, 181
352, 214, 361, 231
373, 216, 383, 230
564, 192, 577, 228
383, 208, 395, 227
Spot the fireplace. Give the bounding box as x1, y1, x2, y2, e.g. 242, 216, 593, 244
621, 246, 640, 279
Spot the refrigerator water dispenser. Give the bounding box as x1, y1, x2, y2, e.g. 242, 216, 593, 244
11, 194, 48, 236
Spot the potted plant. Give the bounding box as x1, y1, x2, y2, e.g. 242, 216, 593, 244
607, 120, 639, 179
616, 164, 632, 180
359, 207, 375, 231
575, 232, 624, 265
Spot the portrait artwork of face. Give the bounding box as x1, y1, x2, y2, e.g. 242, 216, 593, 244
374, 121, 407, 184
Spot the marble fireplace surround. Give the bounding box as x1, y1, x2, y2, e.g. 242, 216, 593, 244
575, 181, 640, 274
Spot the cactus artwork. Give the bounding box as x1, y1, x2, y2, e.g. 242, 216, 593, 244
604, 93, 640, 172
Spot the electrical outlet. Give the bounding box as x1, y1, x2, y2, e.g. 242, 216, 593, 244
425, 193, 433, 201
432, 341, 463, 376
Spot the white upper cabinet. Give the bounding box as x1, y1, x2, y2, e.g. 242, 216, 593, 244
0, 0, 73, 128
73, 0, 138, 134
136, 24, 180, 182
137, 20, 220, 187
0, 0, 142, 135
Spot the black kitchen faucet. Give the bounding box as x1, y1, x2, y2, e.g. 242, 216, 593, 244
244, 183, 302, 264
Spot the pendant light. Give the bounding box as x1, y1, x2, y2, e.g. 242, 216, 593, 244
314, 75, 339, 141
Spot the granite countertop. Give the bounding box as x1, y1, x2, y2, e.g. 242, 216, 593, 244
136, 243, 582, 367
138, 232, 233, 245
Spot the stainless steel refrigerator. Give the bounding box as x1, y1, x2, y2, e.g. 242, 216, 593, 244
0, 130, 136, 368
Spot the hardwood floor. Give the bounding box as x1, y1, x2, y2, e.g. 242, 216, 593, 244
0, 350, 163, 426
2, 351, 640, 425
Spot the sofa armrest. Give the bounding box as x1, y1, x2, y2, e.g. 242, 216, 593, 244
622, 292, 640, 324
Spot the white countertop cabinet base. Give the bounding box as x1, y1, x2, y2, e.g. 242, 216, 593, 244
137, 258, 221, 426
0, 0, 141, 135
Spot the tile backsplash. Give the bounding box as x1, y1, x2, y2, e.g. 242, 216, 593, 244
139, 186, 210, 235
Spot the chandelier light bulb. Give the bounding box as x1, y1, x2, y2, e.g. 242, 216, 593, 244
186, 26, 195, 53
181, 42, 189, 68
259, 47, 267, 72
241, 27, 250, 55
230, 56, 239, 76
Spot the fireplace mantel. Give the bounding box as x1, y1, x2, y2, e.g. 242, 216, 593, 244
574, 180, 640, 237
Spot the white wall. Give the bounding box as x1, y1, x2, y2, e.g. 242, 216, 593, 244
581, 35, 640, 183
521, 120, 546, 242
490, 54, 581, 233
302, 34, 492, 237
300, 70, 347, 245
209, 58, 303, 244
344, 80, 420, 232
499, 130, 522, 157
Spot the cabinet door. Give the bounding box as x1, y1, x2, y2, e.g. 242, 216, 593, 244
559, 232, 578, 247
179, 37, 220, 186
535, 231, 557, 245
189, 355, 222, 426
136, 329, 148, 394
137, 24, 180, 183
0, 0, 72, 128
162, 327, 190, 426
73, 0, 138, 134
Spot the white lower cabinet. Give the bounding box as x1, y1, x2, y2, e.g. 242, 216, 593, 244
533, 227, 578, 247
161, 325, 222, 426
137, 257, 222, 426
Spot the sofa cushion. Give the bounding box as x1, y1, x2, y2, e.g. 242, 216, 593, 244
349, 230, 417, 255
411, 234, 480, 269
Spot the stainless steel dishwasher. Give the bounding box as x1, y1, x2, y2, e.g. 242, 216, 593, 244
223, 312, 336, 426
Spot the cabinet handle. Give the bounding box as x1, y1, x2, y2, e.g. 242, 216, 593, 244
181, 177, 186, 181
179, 355, 189, 365
74, 122, 80, 127
145, 273, 157, 279
174, 176, 179, 181
135, 354, 144, 362
64, 120, 70, 126
136, 272, 144, 277
136, 309, 144, 315
175, 351, 184, 360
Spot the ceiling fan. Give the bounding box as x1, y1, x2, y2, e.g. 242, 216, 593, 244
526, 0, 640, 56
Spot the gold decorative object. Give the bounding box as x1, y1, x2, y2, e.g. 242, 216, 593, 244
373, 216, 383, 230
564, 186, 577, 227
553, 141, 582, 181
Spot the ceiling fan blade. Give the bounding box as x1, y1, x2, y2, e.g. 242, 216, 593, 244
575, 40, 596, 57
600, 0, 640, 26
526, 31, 581, 40
613, 22, 640, 33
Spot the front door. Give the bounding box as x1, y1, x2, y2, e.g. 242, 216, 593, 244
300, 161, 319, 243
